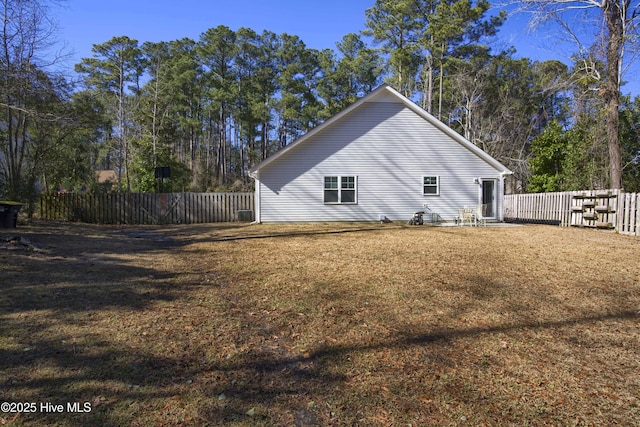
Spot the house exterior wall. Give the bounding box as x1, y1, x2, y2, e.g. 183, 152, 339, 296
255, 100, 505, 223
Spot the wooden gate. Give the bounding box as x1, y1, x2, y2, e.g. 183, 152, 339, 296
504, 189, 640, 236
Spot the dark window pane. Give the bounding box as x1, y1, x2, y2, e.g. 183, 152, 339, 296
325, 176, 338, 189
424, 176, 437, 185
424, 186, 438, 194
324, 190, 339, 203
341, 190, 356, 203
341, 176, 355, 189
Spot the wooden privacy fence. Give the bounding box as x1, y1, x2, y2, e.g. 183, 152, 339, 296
40, 192, 254, 225
504, 189, 640, 236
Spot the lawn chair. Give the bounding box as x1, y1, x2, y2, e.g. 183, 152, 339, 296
457, 207, 476, 226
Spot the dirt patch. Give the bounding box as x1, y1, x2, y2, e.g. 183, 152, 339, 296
1, 236, 43, 252
114, 230, 180, 247
1, 221, 639, 426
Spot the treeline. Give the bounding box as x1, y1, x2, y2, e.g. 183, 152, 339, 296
72, 28, 383, 194
1, 0, 640, 209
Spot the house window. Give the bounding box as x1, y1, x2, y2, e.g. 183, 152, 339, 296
324, 176, 357, 204
423, 176, 439, 195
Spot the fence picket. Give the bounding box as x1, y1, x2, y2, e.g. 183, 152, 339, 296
633, 193, 640, 236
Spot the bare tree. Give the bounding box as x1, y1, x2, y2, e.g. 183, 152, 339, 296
515, 0, 640, 189
0, 0, 67, 200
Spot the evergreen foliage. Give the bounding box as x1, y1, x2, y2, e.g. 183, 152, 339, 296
1, 0, 639, 203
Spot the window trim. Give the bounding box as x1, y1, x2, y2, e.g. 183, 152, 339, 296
423, 175, 440, 196
324, 175, 358, 204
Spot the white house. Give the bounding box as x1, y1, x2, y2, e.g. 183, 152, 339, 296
249, 84, 512, 223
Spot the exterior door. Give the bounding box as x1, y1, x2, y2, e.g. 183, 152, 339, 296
482, 179, 496, 218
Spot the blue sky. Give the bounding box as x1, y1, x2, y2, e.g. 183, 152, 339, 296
53, 0, 638, 96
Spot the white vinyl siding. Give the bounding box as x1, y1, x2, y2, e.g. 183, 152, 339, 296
256, 100, 505, 222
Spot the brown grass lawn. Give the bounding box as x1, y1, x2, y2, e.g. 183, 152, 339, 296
1, 221, 639, 426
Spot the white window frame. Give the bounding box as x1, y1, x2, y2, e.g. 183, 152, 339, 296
423, 175, 440, 196
324, 175, 357, 204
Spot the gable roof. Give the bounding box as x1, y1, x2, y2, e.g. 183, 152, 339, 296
249, 84, 512, 177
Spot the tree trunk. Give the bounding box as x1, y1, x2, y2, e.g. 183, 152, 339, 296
438, 60, 444, 121
603, 0, 624, 189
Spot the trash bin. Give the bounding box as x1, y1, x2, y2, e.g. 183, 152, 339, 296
0, 202, 23, 228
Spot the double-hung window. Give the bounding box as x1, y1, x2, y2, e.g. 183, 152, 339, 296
423, 176, 439, 195
324, 176, 357, 204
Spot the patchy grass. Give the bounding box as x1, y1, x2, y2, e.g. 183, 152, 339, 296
1, 221, 639, 426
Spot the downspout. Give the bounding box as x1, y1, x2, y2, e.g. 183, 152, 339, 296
499, 172, 509, 222
248, 170, 261, 224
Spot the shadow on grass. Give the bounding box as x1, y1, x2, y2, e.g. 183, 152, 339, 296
1, 223, 638, 425
194, 309, 640, 424
175, 223, 407, 243
285, 310, 640, 369
2, 291, 638, 426
0, 223, 195, 315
